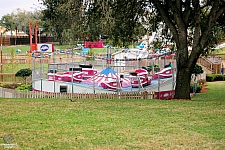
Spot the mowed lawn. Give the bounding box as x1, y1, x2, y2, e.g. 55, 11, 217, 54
0, 82, 225, 149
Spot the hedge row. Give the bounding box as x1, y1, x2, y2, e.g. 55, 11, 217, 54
206, 74, 225, 82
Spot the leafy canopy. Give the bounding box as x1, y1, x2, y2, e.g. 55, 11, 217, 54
15, 68, 32, 79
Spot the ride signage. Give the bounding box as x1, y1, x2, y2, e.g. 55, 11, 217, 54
37, 43, 54, 52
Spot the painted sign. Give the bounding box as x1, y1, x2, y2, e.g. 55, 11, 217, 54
155, 90, 175, 100
84, 41, 104, 48
37, 44, 54, 52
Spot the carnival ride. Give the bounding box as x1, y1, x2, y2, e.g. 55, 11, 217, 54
100, 79, 122, 91
48, 64, 98, 83
152, 67, 173, 80
82, 67, 131, 91
39, 47, 175, 92
47, 66, 153, 91
32, 39, 176, 94
129, 69, 152, 88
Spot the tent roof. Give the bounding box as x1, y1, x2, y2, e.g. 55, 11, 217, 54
99, 67, 116, 76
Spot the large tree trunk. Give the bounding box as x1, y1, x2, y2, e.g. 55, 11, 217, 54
151, 0, 225, 100
173, 42, 200, 100
174, 66, 192, 100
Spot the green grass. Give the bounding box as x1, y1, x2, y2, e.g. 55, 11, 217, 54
1, 45, 29, 54
1, 45, 109, 54
214, 47, 225, 54
0, 81, 225, 149
2, 64, 48, 74
213, 47, 225, 60
1, 45, 73, 54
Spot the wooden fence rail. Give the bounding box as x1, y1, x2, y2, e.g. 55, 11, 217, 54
0, 87, 155, 100
0, 74, 32, 84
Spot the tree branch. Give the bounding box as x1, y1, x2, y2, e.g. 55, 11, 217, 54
183, 0, 191, 26
151, 0, 179, 43
200, 0, 225, 48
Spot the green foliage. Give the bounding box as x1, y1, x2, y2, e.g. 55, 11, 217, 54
206, 74, 225, 82
153, 64, 160, 72
0, 83, 20, 89
145, 64, 160, 72
192, 64, 204, 75
86, 48, 95, 61
143, 66, 152, 72
190, 83, 202, 93
0, 10, 42, 35
154, 67, 160, 72
16, 84, 32, 91
206, 74, 214, 82
15, 68, 32, 79
197, 79, 206, 85
153, 41, 163, 49
41, 0, 84, 44
0, 14, 13, 30
4, 49, 18, 73
213, 74, 225, 81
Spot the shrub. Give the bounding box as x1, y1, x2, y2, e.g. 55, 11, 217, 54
213, 74, 225, 81
144, 65, 160, 72
0, 83, 21, 89
206, 74, 214, 82
153, 64, 160, 72
197, 79, 206, 85
154, 67, 160, 72
15, 68, 32, 82
206, 74, 225, 82
190, 83, 202, 93
192, 64, 204, 76
16, 84, 32, 91
86, 48, 95, 61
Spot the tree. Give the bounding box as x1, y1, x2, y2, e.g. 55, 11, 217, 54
192, 64, 204, 77
87, 0, 225, 99
150, 0, 225, 99
15, 68, 32, 84
40, 0, 147, 46
0, 9, 42, 37
192, 64, 204, 83
41, 0, 85, 44
0, 14, 13, 32
80, 0, 147, 47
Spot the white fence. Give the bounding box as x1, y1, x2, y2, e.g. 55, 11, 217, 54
0, 87, 155, 100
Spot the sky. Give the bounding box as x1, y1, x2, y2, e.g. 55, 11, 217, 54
0, 0, 41, 18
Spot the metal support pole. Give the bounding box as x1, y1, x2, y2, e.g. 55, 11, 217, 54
53, 52, 56, 93
32, 52, 35, 91
40, 53, 43, 92
157, 56, 160, 99
138, 58, 141, 92
164, 53, 166, 67
92, 76, 95, 94
171, 66, 175, 98
39, 28, 41, 43
72, 51, 74, 94
92, 55, 95, 94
